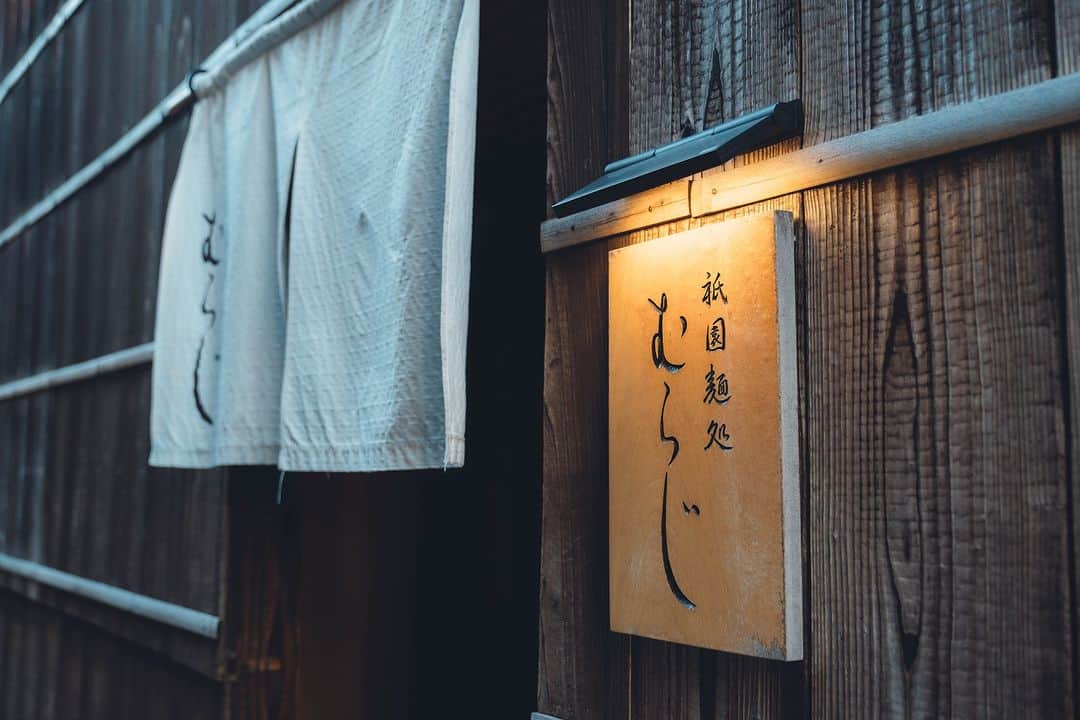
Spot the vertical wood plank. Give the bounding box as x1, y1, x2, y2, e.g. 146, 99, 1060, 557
1055, 0, 1080, 708
802, 141, 1073, 719
800, 0, 1054, 145
540, 1, 631, 718
799, 0, 1073, 716
630, 0, 798, 145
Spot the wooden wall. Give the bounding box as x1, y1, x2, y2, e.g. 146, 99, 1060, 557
1, 2, 548, 719
0, 1, 271, 718
541, 0, 1077, 718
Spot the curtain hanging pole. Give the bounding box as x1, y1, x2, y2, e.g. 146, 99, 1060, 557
0, 552, 219, 638
0, 0, 344, 253
0, 343, 153, 403
0, 0, 90, 107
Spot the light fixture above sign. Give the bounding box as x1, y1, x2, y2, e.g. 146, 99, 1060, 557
552, 100, 802, 217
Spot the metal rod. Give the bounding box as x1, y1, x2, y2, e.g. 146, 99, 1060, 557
0, 0, 335, 252
0, 342, 153, 402
0, 552, 219, 638
0, 0, 90, 107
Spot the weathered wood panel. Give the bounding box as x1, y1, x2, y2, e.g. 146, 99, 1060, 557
0, 590, 222, 720
1056, 0, 1080, 709
799, 0, 1071, 716
630, 0, 799, 142
802, 147, 1071, 718
800, 0, 1053, 146
0, 0, 228, 611
539, 0, 630, 718
546, 0, 1076, 719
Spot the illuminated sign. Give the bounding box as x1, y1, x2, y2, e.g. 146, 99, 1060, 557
608, 211, 802, 659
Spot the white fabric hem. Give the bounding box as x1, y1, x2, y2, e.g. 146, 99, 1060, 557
278, 433, 464, 473
149, 443, 280, 469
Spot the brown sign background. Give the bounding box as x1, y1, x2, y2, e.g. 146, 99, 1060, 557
608, 211, 801, 660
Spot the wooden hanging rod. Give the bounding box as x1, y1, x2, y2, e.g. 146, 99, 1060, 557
0, 0, 89, 107
0, 0, 325, 252
540, 72, 1080, 253
0, 552, 219, 638
0, 342, 153, 403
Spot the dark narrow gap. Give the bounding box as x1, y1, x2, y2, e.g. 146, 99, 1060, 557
794, 194, 812, 720
1046, 0, 1059, 81
698, 649, 717, 719
409, 0, 549, 717
792, 0, 810, 713
1050, 129, 1080, 712
1044, 14, 1075, 715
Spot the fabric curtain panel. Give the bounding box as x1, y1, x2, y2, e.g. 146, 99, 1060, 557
150, 0, 478, 472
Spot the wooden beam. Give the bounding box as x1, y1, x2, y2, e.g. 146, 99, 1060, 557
541, 72, 1080, 253
539, 179, 690, 253
693, 72, 1080, 215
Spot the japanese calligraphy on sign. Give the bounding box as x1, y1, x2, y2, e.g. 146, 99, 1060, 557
608, 211, 802, 660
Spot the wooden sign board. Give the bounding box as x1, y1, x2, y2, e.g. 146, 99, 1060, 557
609, 211, 801, 660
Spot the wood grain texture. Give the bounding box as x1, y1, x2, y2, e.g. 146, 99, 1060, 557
0, 590, 222, 720
629, 0, 798, 145
1056, 0, 1080, 711
803, 140, 1073, 718
800, 0, 1054, 145
800, 1, 1073, 716
623, 1, 802, 718
546, 0, 1074, 718
540, 0, 631, 718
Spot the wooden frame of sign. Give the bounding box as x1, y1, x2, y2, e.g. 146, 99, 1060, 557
608, 210, 801, 660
